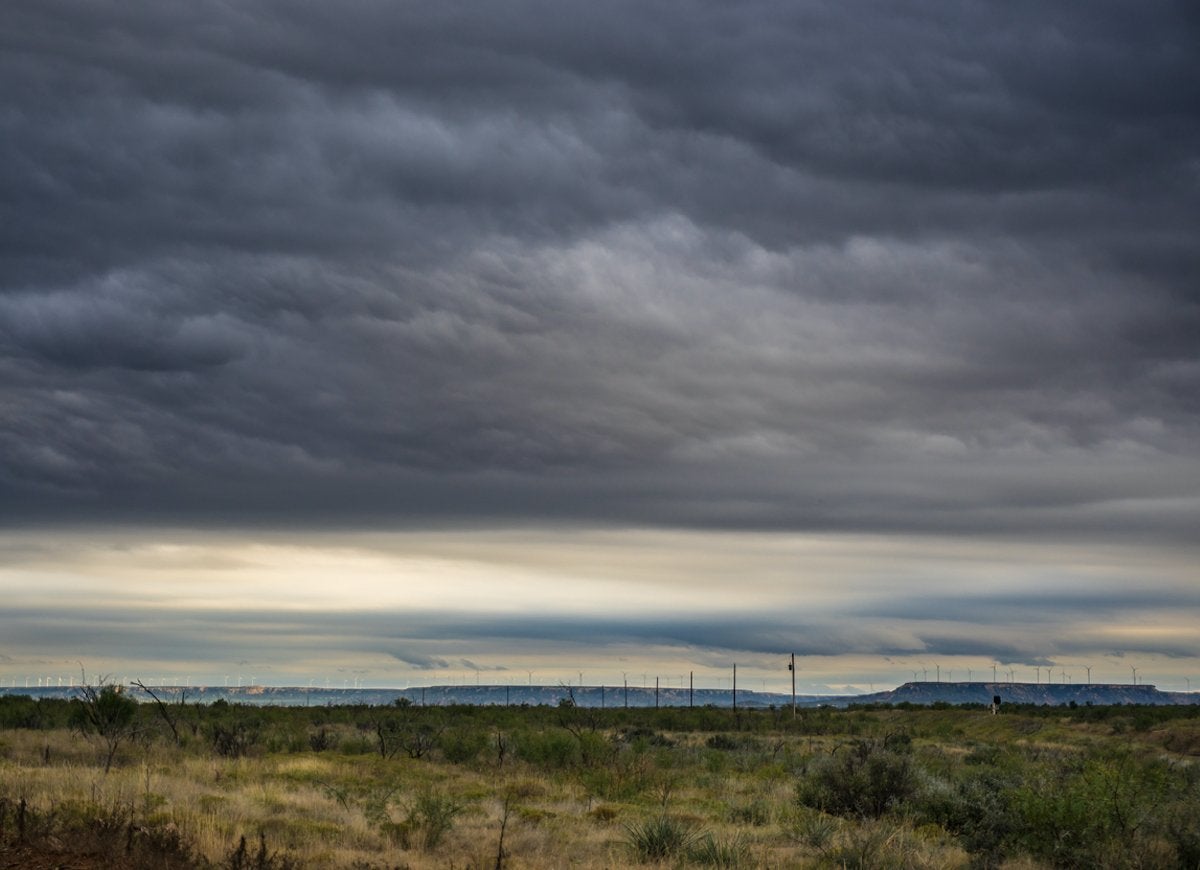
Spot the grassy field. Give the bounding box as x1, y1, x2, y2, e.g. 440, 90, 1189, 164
1, 694, 1198, 868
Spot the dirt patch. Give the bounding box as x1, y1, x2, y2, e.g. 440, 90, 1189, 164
0, 843, 114, 869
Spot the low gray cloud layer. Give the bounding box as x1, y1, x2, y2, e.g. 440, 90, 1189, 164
2, 1, 1198, 545
4, 588, 1198, 677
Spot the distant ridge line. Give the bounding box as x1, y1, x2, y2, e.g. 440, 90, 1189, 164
1, 680, 1195, 708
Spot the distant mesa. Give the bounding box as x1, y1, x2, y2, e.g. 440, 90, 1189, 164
852, 681, 1191, 708
1, 680, 1193, 708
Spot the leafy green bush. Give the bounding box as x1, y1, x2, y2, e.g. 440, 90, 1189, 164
1009, 750, 1174, 868
206, 718, 261, 758
515, 729, 577, 768
68, 683, 140, 773
438, 726, 487, 764
914, 769, 1018, 865
0, 695, 66, 730
797, 739, 918, 818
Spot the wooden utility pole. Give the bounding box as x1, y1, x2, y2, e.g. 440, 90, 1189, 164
655, 676, 659, 709
689, 671, 694, 707
789, 653, 796, 718
732, 664, 737, 711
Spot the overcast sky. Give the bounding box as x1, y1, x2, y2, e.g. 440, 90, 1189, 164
2, 1, 1198, 691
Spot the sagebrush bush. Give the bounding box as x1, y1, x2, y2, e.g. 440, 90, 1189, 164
438, 726, 488, 764
912, 769, 1017, 865
514, 728, 577, 768
401, 788, 465, 851
797, 739, 918, 818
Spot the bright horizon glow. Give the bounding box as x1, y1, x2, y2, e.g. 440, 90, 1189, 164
2, 527, 1196, 695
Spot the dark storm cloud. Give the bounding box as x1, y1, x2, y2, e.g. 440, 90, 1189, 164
1, 0, 1198, 540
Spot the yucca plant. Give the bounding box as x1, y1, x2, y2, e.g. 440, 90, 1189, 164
624, 814, 704, 861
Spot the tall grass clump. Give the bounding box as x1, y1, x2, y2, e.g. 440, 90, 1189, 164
688, 830, 751, 867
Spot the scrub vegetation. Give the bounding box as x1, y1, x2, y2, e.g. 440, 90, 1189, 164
1, 690, 1198, 868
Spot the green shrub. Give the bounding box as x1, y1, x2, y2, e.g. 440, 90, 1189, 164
68, 683, 140, 773
515, 729, 577, 769
0, 696, 59, 730
307, 727, 336, 752
578, 750, 656, 801
576, 730, 612, 767
1010, 751, 1175, 868
707, 733, 743, 751
397, 789, 465, 851
797, 739, 918, 818
206, 718, 261, 758
439, 726, 487, 764
914, 769, 1017, 865
1165, 801, 1200, 868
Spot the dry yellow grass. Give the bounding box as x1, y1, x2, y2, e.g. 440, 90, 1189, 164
1, 724, 855, 867
9, 704, 1191, 869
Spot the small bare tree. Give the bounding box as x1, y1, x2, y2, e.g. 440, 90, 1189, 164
132, 679, 188, 745
70, 677, 140, 773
